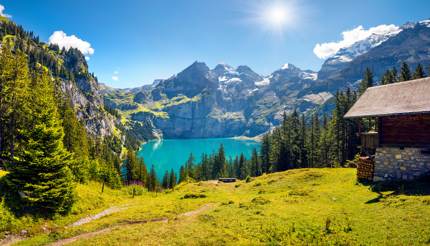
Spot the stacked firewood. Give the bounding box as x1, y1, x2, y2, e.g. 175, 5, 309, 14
357, 156, 374, 181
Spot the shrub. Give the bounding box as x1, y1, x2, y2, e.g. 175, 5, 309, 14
181, 193, 207, 199
245, 176, 252, 183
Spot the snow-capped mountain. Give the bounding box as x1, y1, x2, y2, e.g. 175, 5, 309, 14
319, 25, 402, 80
316, 19, 430, 90
103, 19, 430, 140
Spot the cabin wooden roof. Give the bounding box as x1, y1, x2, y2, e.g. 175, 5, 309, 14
344, 77, 430, 118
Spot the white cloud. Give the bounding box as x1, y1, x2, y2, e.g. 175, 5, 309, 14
112, 70, 119, 81
313, 24, 400, 59
48, 30, 94, 56
0, 4, 11, 18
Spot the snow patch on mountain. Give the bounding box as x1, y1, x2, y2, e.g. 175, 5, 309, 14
225, 77, 242, 84
419, 19, 430, 28
282, 63, 291, 70
255, 77, 270, 86
301, 71, 318, 80
303, 92, 333, 105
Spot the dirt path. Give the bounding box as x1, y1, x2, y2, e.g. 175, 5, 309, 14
69, 206, 127, 227
0, 206, 127, 246
0, 235, 23, 246
48, 203, 215, 246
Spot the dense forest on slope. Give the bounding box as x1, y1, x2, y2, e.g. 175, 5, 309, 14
0, 17, 126, 215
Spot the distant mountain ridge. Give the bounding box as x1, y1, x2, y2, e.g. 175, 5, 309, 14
103, 18, 430, 140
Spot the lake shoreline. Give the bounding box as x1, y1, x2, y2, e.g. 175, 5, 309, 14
138, 138, 261, 180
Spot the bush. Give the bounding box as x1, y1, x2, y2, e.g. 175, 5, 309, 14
126, 185, 145, 196
245, 176, 252, 183
181, 193, 207, 199
251, 197, 271, 205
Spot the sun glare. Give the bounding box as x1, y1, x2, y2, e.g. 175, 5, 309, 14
265, 5, 288, 27
255, 1, 296, 35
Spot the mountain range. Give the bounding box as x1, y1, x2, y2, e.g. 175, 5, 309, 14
102, 19, 430, 140
2, 16, 428, 145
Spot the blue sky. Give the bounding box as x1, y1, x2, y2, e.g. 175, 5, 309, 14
1, 0, 430, 88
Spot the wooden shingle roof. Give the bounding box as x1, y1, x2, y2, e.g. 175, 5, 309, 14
344, 77, 430, 118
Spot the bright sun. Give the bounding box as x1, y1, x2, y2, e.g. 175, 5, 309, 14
256, 1, 296, 34
265, 6, 287, 27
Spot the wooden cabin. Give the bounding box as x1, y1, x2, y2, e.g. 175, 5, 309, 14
344, 77, 430, 181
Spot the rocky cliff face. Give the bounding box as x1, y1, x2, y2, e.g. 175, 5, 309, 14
0, 18, 117, 140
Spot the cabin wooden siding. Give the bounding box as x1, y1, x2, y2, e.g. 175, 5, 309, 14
379, 114, 430, 146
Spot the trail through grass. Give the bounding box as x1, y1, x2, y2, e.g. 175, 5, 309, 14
2, 168, 430, 245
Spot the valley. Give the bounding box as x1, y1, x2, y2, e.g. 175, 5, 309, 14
0, 3, 430, 245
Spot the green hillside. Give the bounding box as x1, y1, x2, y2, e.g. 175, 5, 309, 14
2, 168, 430, 245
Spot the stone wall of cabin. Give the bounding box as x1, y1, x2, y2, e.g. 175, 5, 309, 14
374, 147, 430, 181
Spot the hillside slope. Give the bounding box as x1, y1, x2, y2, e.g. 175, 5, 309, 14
5, 168, 430, 245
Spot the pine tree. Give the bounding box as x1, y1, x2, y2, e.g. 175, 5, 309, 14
179, 166, 186, 183
238, 153, 247, 179
0, 48, 30, 166
137, 157, 147, 185
3, 66, 75, 215
169, 169, 176, 188
309, 113, 320, 167
61, 100, 90, 182
399, 62, 411, 81
213, 144, 226, 178
147, 165, 157, 192
260, 134, 270, 173
250, 148, 261, 176
299, 114, 307, 168
162, 170, 169, 189
413, 63, 425, 79
200, 154, 209, 180
125, 150, 138, 184
289, 110, 301, 169
185, 153, 195, 179
359, 68, 374, 94
381, 69, 396, 85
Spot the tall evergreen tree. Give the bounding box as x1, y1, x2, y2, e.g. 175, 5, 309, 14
213, 144, 226, 178
0, 48, 30, 166
381, 68, 396, 85
179, 166, 186, 183
147, 165, 158, 192
260, 134, 271, 173
169, 169, 176, 188
125, 150, 138, 183
399, 62, 411, 81
413, 63, 425, 79
359, 68, 374, 94
238, 153, 247, 179
3, 66, 75, 215
162, 170, 169, 189
250, 148, 261, 176
137, 157, 147, 185
185, 153, 195, 179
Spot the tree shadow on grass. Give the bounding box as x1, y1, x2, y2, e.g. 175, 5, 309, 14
361, 176, 430, 204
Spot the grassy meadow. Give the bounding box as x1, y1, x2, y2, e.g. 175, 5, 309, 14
1, 168, 430, 245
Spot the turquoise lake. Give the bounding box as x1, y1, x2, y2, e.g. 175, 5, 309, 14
137, 138, 261, 180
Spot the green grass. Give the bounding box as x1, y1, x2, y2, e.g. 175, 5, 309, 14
0, 170, 7, 178
111, 94, 202, 121
3, 168, 430, 245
